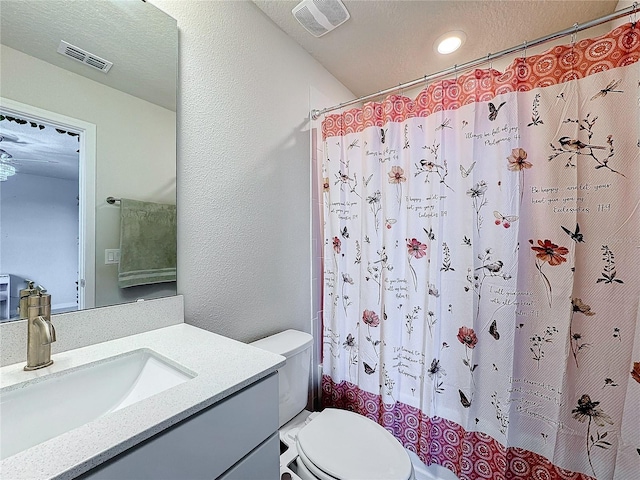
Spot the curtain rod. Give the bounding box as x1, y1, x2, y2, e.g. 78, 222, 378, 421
310, 3, 638, 120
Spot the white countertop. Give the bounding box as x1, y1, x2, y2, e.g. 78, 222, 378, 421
0, 324, 285, 480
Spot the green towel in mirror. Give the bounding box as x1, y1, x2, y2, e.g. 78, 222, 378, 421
118, 199, 177, 288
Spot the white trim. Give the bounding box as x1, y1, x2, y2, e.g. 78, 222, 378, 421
0, 97, 96, 310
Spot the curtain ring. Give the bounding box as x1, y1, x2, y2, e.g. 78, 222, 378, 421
631, 2, 638, 26
570, 23, 578, 47
522, 40, 527, 60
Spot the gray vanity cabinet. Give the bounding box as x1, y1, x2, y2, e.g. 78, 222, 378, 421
79, 372, 280, 480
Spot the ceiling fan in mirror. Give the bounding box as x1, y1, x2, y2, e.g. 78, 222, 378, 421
0, 129, 61, 181
0, 115, 72, 181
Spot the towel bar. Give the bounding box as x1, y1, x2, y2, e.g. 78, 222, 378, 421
106, 197, 121, 204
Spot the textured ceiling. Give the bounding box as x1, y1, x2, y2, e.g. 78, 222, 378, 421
0, 115, 79, 181
0, 0, 177, 180
0, 0, 177, 111
253, 0, 620, 99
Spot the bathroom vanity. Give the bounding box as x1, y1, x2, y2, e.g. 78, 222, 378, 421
0, 297, 285, 479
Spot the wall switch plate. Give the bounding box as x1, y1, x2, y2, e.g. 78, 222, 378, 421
105, 249, 121, 264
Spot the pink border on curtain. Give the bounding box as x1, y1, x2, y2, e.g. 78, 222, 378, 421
323, 376, 595, 480
321, 23, 640, 140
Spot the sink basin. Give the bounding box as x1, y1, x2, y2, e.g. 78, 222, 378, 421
0, 349, 194, 460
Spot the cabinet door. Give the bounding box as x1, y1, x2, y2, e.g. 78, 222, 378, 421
218, 432, 279, 480
79, 372, 279, 480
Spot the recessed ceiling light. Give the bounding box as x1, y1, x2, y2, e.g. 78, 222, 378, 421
435, 31, 466, 55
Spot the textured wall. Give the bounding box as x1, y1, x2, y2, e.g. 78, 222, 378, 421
151, 1, 352, 341
1, 174, 78, 312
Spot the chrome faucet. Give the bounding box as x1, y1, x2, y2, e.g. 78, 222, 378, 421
22, 288, 56, 371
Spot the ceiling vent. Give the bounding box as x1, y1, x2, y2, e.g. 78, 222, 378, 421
56, 40, 113, 73
292, 0, 350, 38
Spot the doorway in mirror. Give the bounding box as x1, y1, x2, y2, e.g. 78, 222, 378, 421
0, 98, 96, 320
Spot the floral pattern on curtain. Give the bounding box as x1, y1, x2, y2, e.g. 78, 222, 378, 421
320, 23, 640, 480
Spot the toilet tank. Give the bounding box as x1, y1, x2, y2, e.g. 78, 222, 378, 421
251, 329, 313, 428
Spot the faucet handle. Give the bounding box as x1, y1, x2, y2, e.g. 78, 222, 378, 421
19, 283, 36, 299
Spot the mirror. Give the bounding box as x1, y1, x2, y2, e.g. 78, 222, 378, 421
0, 0, 177, 321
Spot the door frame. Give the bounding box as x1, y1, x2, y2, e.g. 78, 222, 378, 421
0, 97, 96, 310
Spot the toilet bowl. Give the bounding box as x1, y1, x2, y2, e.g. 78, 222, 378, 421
251, 330, 425, 480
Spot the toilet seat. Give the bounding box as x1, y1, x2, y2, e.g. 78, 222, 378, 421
296, 446, 338, 480
295, 408, 413, 480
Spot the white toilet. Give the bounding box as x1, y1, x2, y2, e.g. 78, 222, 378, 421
251, 329, 433, 480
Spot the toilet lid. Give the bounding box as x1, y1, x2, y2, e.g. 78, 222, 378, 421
296, 408, 412, 480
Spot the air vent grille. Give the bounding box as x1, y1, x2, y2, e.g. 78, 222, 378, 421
293, 6, 328, 37
57, 41, 113, 73
86, 57, 108, 70
292, 0, 350, 38
64, 45, 86, 61
313, 0, 348, 26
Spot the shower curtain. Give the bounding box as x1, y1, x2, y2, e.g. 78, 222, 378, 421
320, 23, 639, 480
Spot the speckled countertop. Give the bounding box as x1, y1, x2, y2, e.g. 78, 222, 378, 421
0, 324, 285, 480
